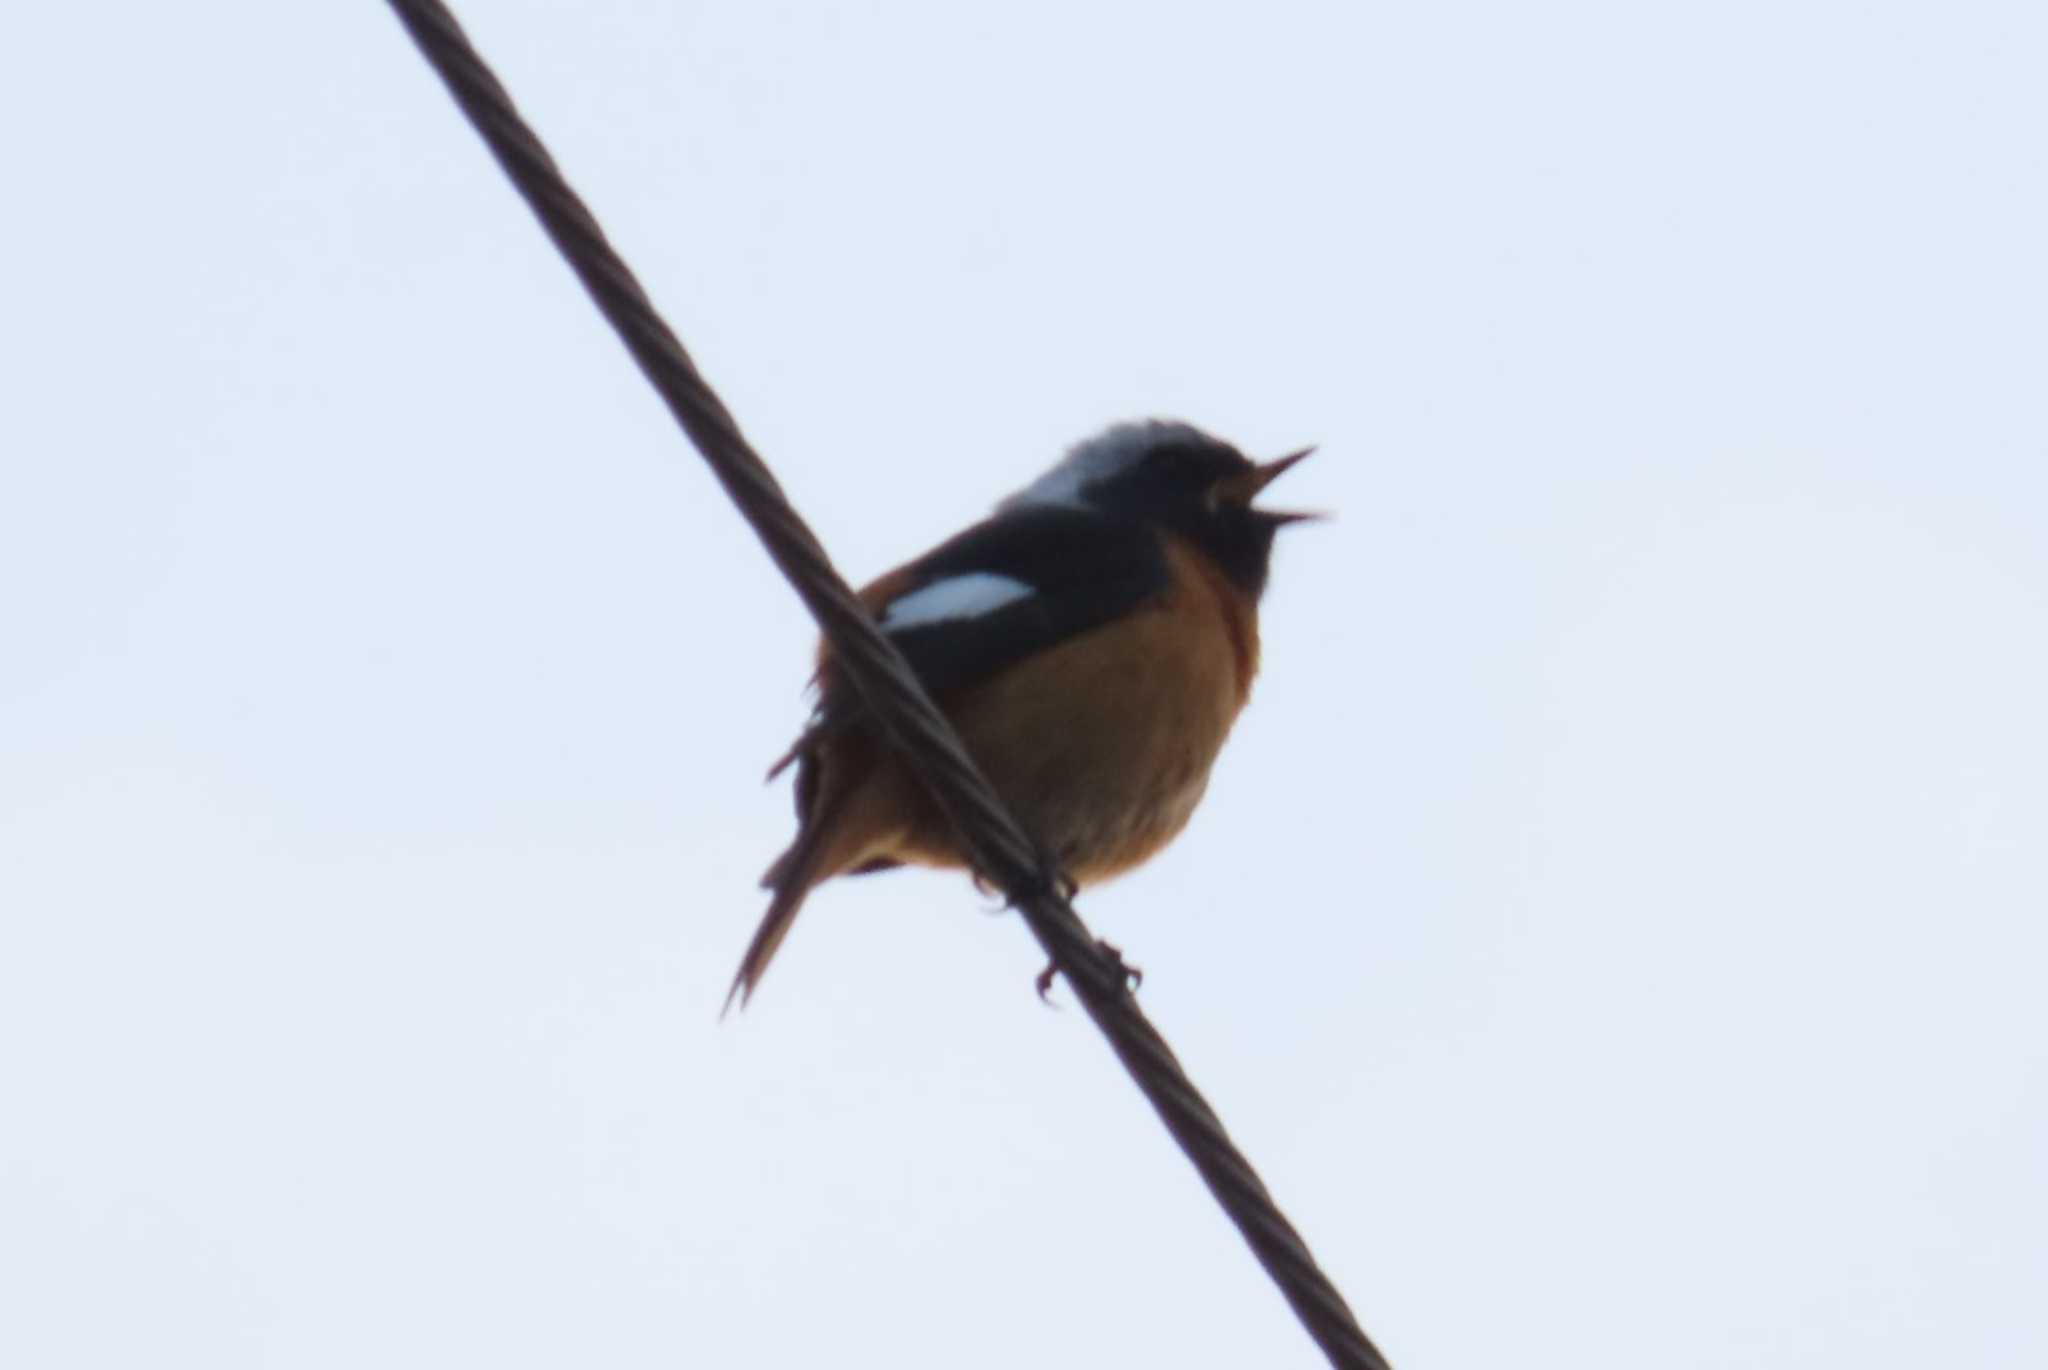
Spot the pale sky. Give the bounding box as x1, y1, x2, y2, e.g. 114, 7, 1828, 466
3, 3, 2044, 1366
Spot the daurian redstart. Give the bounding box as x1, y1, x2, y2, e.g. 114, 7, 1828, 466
727, 419, 1314, 1010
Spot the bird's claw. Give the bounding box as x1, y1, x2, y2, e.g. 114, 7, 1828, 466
1035, 939, 1142, 1004
1100, 939, 1143, 991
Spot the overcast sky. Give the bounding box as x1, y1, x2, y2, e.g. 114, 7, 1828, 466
4, 2, 2045, 1366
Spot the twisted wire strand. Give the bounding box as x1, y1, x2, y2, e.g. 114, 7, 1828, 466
385, 4, 1391, 1365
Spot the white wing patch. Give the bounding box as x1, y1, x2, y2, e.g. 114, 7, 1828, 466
879, 573, 1035, 631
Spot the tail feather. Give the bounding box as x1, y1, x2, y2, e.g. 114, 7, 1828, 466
722, 876, 816, 1018
724, 785, 892, 1016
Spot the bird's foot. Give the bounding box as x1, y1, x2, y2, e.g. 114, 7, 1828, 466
1035, 939, 1143, 1004
1098, 939, 1143, 992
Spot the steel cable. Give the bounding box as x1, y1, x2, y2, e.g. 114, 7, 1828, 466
384, 3, 1393, 1364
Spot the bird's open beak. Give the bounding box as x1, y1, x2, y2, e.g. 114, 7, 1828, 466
1215, 445, 1324, 524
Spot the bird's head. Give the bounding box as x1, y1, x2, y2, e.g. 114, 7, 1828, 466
1001, 419, 1319, 597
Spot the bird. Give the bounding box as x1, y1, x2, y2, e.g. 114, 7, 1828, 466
725, 419, 1316, 1012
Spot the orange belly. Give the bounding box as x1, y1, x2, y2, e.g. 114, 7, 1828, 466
881, 537, 1258, 884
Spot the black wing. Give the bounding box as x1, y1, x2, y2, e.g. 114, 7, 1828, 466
878, 505, 1170, 698
773, 506, 1170, 787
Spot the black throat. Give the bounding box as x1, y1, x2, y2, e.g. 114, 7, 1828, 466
1155, 506, 1280, 599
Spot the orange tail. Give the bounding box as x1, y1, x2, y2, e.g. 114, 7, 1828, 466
724, 784, 896, 1016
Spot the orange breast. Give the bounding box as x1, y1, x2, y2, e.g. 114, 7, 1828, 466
885, 536, 1260, 883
